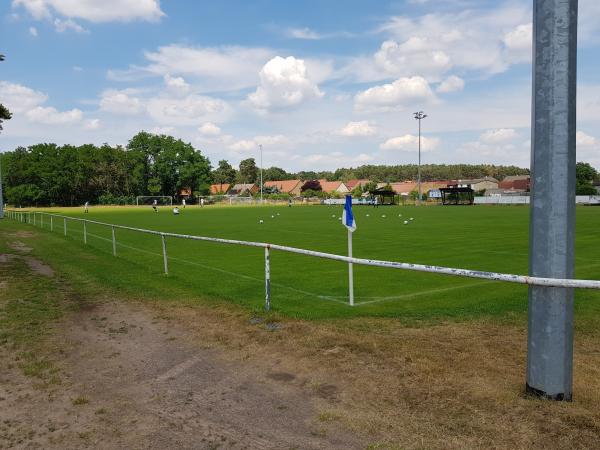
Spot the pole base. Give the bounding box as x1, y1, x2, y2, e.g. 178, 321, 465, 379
525, 383, 572, 401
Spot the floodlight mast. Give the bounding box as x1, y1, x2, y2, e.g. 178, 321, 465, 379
413, 111, 427, 206
259, 143, 263, 204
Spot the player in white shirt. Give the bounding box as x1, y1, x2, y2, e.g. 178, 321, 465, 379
152, 199, 158, 212
172, 207, 180, 215
84, 201, 89, 213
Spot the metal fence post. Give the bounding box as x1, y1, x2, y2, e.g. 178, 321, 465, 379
50, 216, 53, 232
83, 221, 87, 245
161, 233, 168, 275
33, 213, 36, 226
527, 0, 577, 401
41, 214, 43, 228
63, 218, 67, 236
265, 245, 271, 311
111, 226, 116, 256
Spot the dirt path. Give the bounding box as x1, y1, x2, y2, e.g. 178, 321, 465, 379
1, 300, 364, 449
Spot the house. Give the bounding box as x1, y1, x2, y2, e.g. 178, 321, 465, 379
209, 183, 230, 195
345, 179, 371, 191
499, 175, 530, 191
228, 183, 258, 196
456, 176, 499, 191
264, 179, 303, 196
178, 187, 192, 198
318, 179, 350, 194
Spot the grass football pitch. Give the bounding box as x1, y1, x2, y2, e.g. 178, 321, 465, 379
18, 204, 600, 322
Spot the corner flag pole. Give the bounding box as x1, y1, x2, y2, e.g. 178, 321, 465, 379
348, 228, 354, 306
342, 194, 356, 306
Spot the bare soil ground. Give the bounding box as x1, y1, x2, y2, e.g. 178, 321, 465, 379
1, 229, 600, 449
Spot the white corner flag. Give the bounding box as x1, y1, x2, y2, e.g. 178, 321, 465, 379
342, 194, 356, 306
342, 194, 356, 232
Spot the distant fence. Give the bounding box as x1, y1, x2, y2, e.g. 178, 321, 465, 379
5, 209, 600, 310
475, 195, 600, 205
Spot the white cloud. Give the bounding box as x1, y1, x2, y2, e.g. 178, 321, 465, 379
198, 122, 221, 136
229, 135, 290, 152
149, 126, 175, 135
380, 134, 440, 152
248, 56, 324, 111
12, 0, 164, 23
374, 38, 452, 81
480, 128, 517, 144
337, 121, 377, 137
99, 89, 145, 115
84, 118, 100, 130
229, 139, 256, 152
0, 81, 48, 113
286, 27, 321, 40
28, 26, 38, 36
576, 131, 600, 166
436, 75, 464, 93
502, 23, 532, 64
110, 44, 273, 92
54, 18, 87, 33
146, 94, 230, 126
375, 4, 532, 78
577, 131, 597, 147
164, 74, 190, 94
354, 76, 436, 112
254, 134, 290, 146
26, 106, 83, 124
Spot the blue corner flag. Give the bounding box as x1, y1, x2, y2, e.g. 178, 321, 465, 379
342, 194, 356, 232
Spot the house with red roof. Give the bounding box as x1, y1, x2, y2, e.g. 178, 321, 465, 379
209, 183, 231, 195
318, 179, 350, 194
264, 179, 302, 196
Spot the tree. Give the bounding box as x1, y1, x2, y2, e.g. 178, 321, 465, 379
263, 166, 291, 181
0, 54, 10, 133
0, 104, 11, 132
576, 162, 599, 195
212, 160, 237, 185
238, 158, 258, 184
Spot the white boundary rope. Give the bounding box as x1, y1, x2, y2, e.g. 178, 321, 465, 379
6, 210, 600, 311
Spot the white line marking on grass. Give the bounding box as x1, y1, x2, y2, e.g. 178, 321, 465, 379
355, 281, 494, 306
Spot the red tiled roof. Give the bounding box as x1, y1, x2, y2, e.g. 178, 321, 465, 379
345, 179, 370, 189
210, 183, 230, 194
264, 179, 301, 193
319, 180, 347, 192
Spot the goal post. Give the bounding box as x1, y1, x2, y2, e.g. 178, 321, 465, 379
136, 196, 173, 206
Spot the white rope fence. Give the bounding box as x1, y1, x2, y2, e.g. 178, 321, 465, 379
6, 209, 600, 311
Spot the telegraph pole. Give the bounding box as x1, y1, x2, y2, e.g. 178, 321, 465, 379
413, 111, 427, 206
527, 0, 578, 401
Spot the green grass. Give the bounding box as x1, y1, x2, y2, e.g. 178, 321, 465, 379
8, 204, 600, 323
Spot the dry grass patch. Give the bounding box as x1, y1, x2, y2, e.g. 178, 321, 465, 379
152, 301, 600, 450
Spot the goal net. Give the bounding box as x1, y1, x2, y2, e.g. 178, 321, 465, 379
136, 196, 173, 206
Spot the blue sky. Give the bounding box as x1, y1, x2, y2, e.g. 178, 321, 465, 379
1, 0, 599, 171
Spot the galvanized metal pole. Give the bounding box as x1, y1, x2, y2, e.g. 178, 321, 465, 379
527, 0, 578, 401
63, 218, 67, 236
264, 245, 271, 311
40, 214, 43, 228
161, 233, 168, 275
111, 226, 117, 256
83, 221, 87, 245
50, 216, 53, 232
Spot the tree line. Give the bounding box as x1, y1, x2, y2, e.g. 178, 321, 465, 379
1, 131, 598, 206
